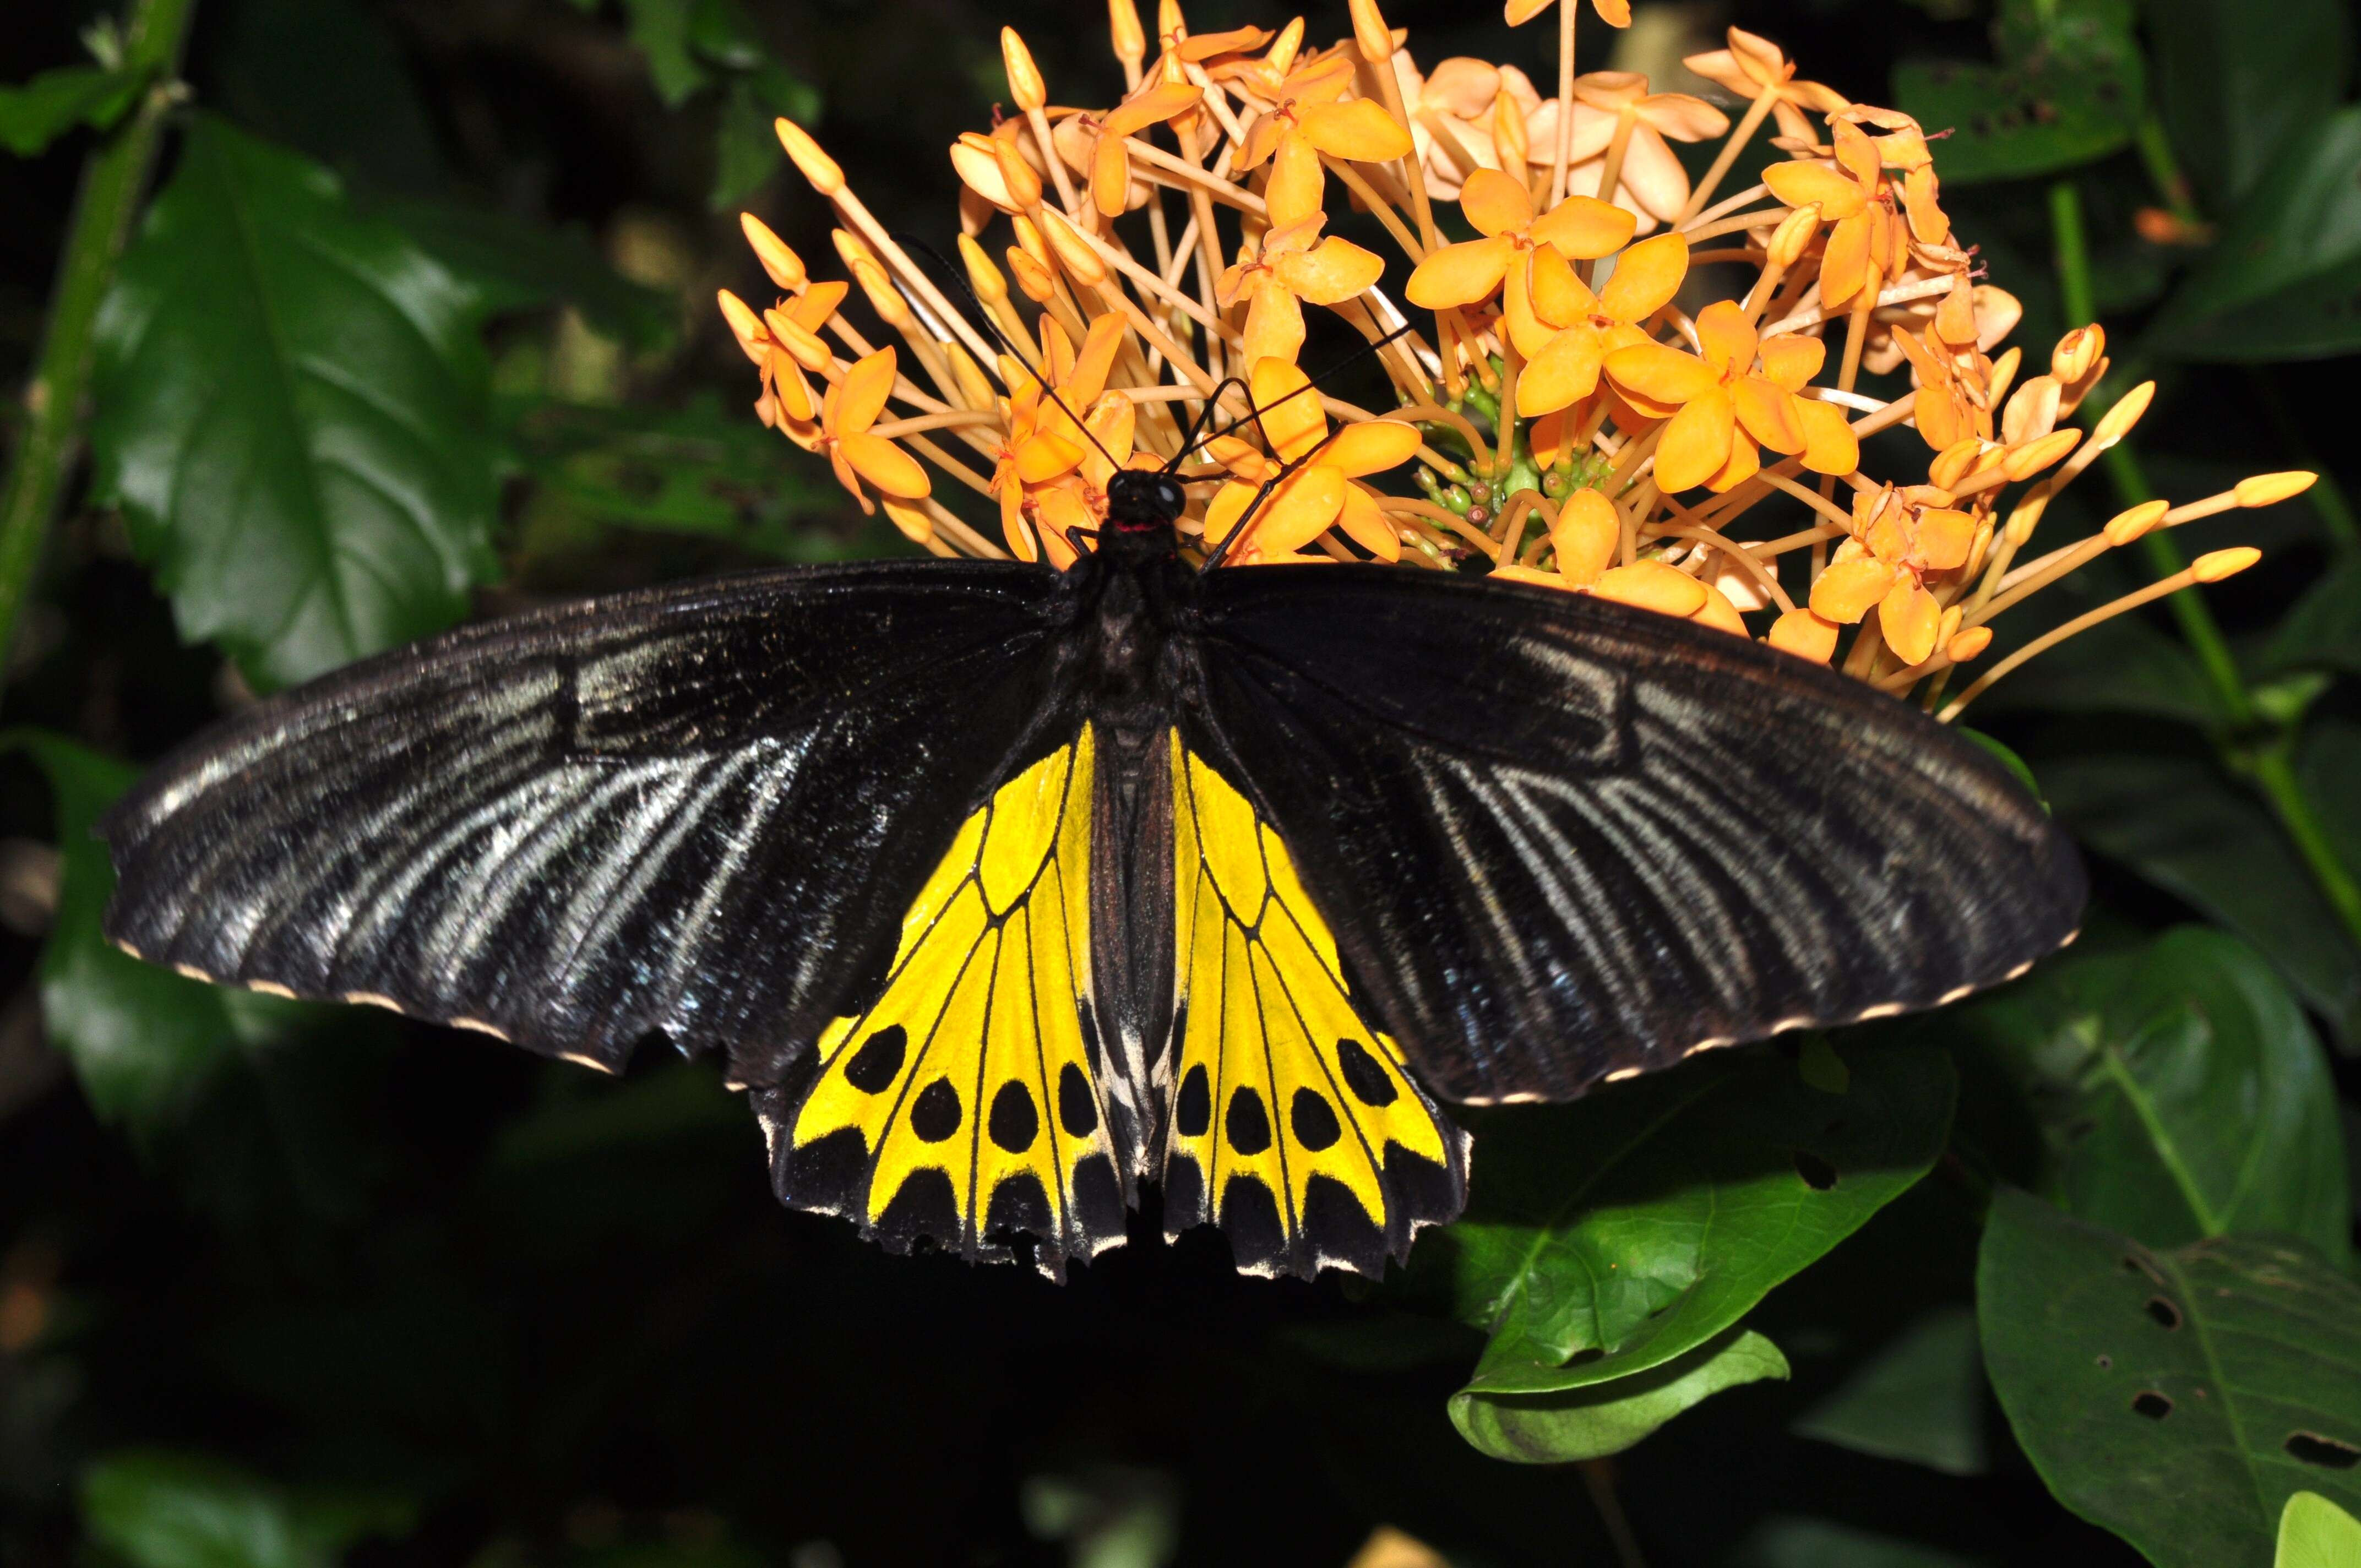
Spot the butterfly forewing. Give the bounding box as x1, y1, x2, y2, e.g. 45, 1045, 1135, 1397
98, 561, 1072, 1085
1186, 565, 2086, 1106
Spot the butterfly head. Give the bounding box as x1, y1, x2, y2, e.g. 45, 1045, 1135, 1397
1104, 470, 1187, 539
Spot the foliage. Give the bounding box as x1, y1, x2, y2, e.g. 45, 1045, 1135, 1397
0, 0, 2357, 1562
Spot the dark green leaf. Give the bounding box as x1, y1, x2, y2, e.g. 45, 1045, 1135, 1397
2043, 754, 2361, 1045
1891, 0, 2143, 185
2150, 108, 2361, 363
2280, 1493, 2361, 1568
1959, 729, 2044, 803
1449, 1325, 1788, 1464
376, 197, 678, 352
1973, 609, 2226, 728
2142, 0, 2354, 213
80, 1450, 410, 1568
8, 731, 333, 1141
709, 63, 822, 210
1733, 1517, 1990, 1568
1793, 1305, 1987, 1476
203, 0, 444, 195
2266, 556, 2361, 679
687, 0, 766, 71
622, 0, 709, 106
2298, 721, 2361, 925
1979, 1190, 2361, 1567
0, 64, 143, 157
1435, 1041, 1954, 1397
90, 117, 499, 690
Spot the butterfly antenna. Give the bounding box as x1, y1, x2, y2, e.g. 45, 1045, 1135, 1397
1194, 320, 1417, 454
1196, 423, 1351, 574
891, 233, 1120, 472
1158, 375, 1253, 476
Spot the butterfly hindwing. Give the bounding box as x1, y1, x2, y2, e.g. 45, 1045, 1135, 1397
98, 561, 1071, 1086
1160, 739, 1468, 1278
754, 727, 1133, 1277
1188, 565, 2086, 1105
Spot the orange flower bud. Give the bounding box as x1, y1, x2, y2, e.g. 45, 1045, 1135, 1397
1349, 0, 1394, 62
2193, 546, 2260, 583
717, 288, 766, 363
2088, 380, 2153, 448
775, 118, 843, 195
993, 136, 1045, 210
1945, 625, 1992, 663
1108, 0, 1146, 65
1766, 205, 1819, 269
1041, 209, 1110, 286
739, 214, 806, 291
2234, 471, 2318, 508
1002, 28, 1047, 113
2102, 500, 2168, 546
958, 233, 1010, 305
2052, 324, 2104, 385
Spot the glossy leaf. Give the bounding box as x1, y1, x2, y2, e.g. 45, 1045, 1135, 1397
2150, 108, 2361, 362
1979, 1190, 2361, 1567
1732, 1518, 1989, 1568
710, 63, 823, 210
2142, 0, 2354, 211
81, 1451, 409, 1568
1891, 0, 2142, 185
1793, 1305, 1988, 1476
1450, 1326, 1789, 1464
2043, 754, 2361, 1046
0, 63, 143, 157
622, 0, 708, 106
2299, 722, 2361, 930
1435, 1041, 1954, 1396
2279, 1493, 2361, 1568
89, 117, 499, 690
2266, 556, 2361, 680
376, 197, 679, 352
1973, 612, 2226, 729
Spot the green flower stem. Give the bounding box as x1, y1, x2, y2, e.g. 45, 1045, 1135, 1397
2131, 111, 2204, 228
0, 0, 200, 687
2050, 176, 2361, 955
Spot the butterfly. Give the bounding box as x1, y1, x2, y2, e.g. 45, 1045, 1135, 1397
95, 318, 2084, 1283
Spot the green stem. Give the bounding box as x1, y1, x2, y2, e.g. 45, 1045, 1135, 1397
0, 0, 200, 685
2049, 175, 2361, 954
2132, 112, 2204, 228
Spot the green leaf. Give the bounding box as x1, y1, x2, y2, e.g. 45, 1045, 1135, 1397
1979, 1190, 2361, 1567
8, 731, 336, 1140
1793, 1305, 1988, 1476
1972, 612, 2226, 728
1891, 0, 2143, 185
1959, 729, 2044, 803
2150, 108, 2361, 363
1435, 1041, 1954, 1397
81, 1451, 409, 1568
2141, 0, 2354, 211
90, 117, 499, 691
709, 63, 822, 210
2043, 754, 2361, 1046
2280, 1493, 2361, 1568
2266, 556, 2361, 680
2298, 721, 2361, 927
1732, 1517, 1989, 1568
374, 197, 678, 352
1449, 1325, 1789, 1464
0, 63, 144, 157
621, 0, 708, 107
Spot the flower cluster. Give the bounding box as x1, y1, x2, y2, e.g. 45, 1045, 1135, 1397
716, 0, 2311, 715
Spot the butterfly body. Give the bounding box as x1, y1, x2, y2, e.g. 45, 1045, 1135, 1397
97, 496, 2083, 1280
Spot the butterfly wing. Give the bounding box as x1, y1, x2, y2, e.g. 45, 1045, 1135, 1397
99, 560, 1074, 1087
1184, 565, 2086, 1104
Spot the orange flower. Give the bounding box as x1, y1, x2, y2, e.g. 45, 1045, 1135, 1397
1521, 75, 1726, 228
1809, 486, 1978, 665
989, 315, 1130, 562
1682, 28, 1849, 145
1405, 167, 1635, 309
1391, 56, 1543, 201
1604, 301, 1858, 492
817, 348, 930, 512
1761, 119, 1941, 309
1505, 231, 1688, 415
1078, 80, 1203, 216
717, 278, 850, 432
1505, 0, 1629, 30
1236, 56, 1414, 227
1216, 214, 1385, 367
1201, 357, 1421, 562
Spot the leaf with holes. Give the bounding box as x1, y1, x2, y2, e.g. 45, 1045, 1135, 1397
1891, 0, 2143, 186
1450, 1325, 1789, 1464
1980, 1189, 2361, 1567
1428, 1040, 1953, 1405
1931, 928, 2348, 1261
89, 116, 499, 692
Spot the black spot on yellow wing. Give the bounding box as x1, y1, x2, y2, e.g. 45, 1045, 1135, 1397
755, 728, 1132, 1279
1160, 739, 1468, 1279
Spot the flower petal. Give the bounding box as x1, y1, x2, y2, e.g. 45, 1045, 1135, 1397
1879, 579, 1940, 665
1252, 466, 1349, 554
834, 349, 898, 434
1248, 354, 1327, 461
1653, 386, 1736, 493
1092, 136, 1131, 217
1516, 327, 1604, 415
1819, 213, 1872, 309
1336, 482, 1401, 561
1503, 253, 1557, 359
1241, 284, 1308, 367
1266, 133, 1327, 228
1203, 480, 1256, 546
1762, 159, 1866, 221
1915, 507, 1976, 571
1529, 193, 1638, 259
1690, 581, 1748, 636
1732, 375, 1806, 454
1459, 167, 1535, 238
838, 432, 931, 499
1275, 236, 1385, 303
1548, 487, 1619, 585
1325, 418, 1423, 477
1405, 234, 1515, 307
1695, 299, 1758, 376
1705, 430, 1759, 493
1768, 606, 1841, 662
1299, 97, 1414, 162
1603, 340, 1720, 406
1796, 398, 1859, 476
1808, 557, 1896, 623
1527, 241, 1596, 324
1015, 429, 1085, 483
1755, 334, 1824, 390
1595, 232, 1686, 323
1592, 560, 1707, 617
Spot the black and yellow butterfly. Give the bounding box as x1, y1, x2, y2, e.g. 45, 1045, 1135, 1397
96, 455, 2082, 1282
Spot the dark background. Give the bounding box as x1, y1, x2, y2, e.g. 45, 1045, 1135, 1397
2, 0, 2355, 1562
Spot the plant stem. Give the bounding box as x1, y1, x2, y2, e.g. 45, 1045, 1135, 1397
2131, 111, 2203, 228
2049, 176, 2361, 955
0, 0, 199, 685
